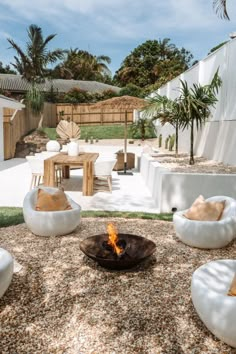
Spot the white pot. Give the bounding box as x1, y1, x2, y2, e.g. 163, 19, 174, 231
67, 138, 79, 156
46, 140, 60, 152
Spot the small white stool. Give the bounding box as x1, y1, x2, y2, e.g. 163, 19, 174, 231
191, 259, 236, 348
0, 248, 13, 298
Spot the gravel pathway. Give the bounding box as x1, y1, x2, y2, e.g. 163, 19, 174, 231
0, 218, 236, 354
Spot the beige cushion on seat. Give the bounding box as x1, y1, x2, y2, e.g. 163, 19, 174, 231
36, 188, 72, 211
228, 273, 236, 296
23, 187, 81, 236
184, 195, 225, 221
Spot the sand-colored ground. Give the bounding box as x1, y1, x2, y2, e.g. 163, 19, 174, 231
1, 218, 236, 353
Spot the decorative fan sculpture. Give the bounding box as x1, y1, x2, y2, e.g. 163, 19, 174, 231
56, 120, 81, 139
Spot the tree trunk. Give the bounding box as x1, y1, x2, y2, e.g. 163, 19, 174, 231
141, 124, 145, 141
37, 112, 44, 129
175, 121, 179, 158
189, 118, 194, 165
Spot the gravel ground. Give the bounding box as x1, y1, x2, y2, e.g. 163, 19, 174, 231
149, 151, 236, 174
1, 218, 236, 354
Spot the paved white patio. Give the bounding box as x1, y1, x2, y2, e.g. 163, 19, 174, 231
0, 145, 159, 213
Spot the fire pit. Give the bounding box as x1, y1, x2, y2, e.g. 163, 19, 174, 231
80, 223, 156, 270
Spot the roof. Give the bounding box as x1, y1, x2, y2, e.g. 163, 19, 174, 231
0, 94, 25, 109
0, 74, 121, 94
92, 95, 146, 110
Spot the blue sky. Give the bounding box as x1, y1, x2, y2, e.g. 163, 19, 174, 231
0, 0, 236, 76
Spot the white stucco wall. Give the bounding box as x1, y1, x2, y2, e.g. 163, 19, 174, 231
154, 38, 236, 166
140, 154, 236, 212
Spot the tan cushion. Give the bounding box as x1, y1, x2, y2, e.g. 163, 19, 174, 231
35, 188, 72, 211
228, 273, 236, 296
184, 195, 225, 221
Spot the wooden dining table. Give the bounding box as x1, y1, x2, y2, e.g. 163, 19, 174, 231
44, 152, 99, 196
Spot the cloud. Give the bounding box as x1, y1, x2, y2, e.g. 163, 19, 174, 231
0, 31, 11, 39
0, 0, 228, 37
0, 0, 235, 73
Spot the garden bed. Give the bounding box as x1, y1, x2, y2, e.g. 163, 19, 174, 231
152, 152, 236, 174
140, 152, 236, 212
0, 218, 236, 353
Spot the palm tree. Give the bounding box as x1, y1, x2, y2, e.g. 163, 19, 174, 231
8, 24, 64, 128
130, 117, 154, 141
179, 70, 222, 164
53, 49, 111, 81
143, 94, 181, 157
213, 0, 229, 19
8, 24, 64, 83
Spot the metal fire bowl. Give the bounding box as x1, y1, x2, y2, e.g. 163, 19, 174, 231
80, 233, 156, 270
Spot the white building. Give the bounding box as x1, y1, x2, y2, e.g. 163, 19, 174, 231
0, 95, 25, 161
154, 37, 236, 166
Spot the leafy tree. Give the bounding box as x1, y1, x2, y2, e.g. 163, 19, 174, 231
62, 88, 92, 103
114, 39, 193, 89
60, 87, 118, 104
179, 70, 222, 164
119, 83, 144, 98
213, 0, 229, 19
0, 61, 16, 74
52, 48, 112, 82
7, 24, 64, 83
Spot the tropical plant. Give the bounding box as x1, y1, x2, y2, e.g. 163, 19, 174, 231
213, 0, 229, 19
8, 24, 64, 128
142, 94, 181, 157
26, 85, 45, 128
178, 70, 222, 164
52, 48, 112, 82
7, 24, 64, 83
130, 117, 155, 140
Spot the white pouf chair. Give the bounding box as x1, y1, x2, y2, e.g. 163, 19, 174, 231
23, 187, 81, 236
173, 196, 236, 249
0, 248, 13, 298
191, 259, 236, 348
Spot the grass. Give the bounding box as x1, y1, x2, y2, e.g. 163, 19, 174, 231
39, 127, 58, 140
41, 124, 156, 141
0, 208, 173, 228
80, 125, 133, 140
0, 208, 25, 227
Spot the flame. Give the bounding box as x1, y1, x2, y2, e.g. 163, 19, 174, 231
107, 223, 123, 255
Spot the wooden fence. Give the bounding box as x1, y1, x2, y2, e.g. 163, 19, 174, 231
3, 102, 134, 160
56, 103, 134, 125
3, 103, 56, 160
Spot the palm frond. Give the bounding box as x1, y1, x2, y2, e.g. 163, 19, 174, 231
213, 0, 229, 20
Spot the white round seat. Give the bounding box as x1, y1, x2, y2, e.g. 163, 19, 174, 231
191, 260, 236, 348
173, 196, 236, 249
23, 187, 81, 236
0, 248, 13, 298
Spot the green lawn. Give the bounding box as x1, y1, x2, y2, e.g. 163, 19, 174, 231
0, 208, 173, 228
41, 124, 156, 141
